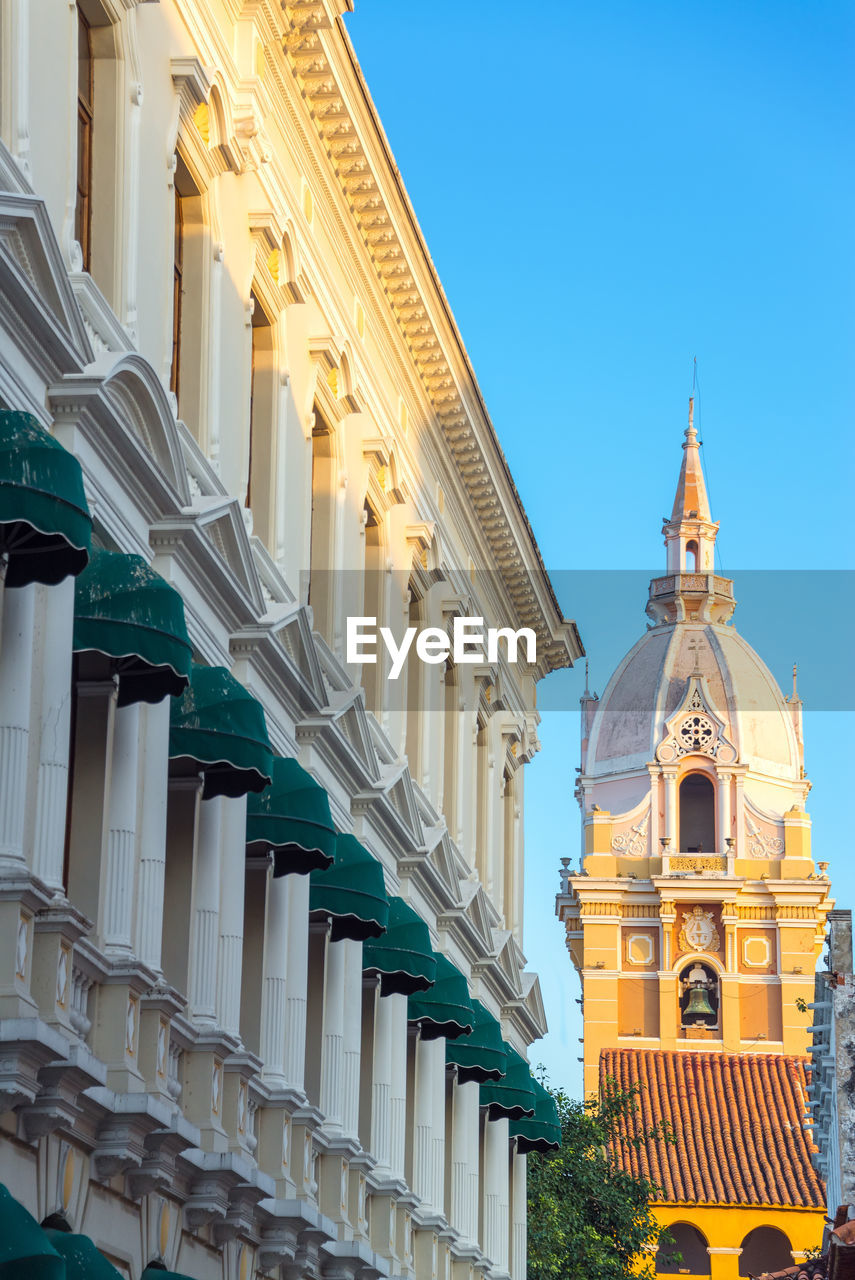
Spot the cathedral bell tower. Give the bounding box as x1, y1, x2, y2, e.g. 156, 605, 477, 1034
557, 405, 832, 1279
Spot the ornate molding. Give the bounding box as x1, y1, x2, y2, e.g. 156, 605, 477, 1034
278, 6, 578, 675
656, 676, 737, 765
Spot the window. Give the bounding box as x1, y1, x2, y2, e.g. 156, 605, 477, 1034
361, 501, 383, 713
246, 292, 275, 544
307, 407, 335, 637
685, 539, 699, 571
75, 6, 93, 271
679, 773, 715, 852
169, 157, 205, 436
169, 190, 183, 400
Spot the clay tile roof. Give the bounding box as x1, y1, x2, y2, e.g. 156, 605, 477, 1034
600, 1048, 825, 1209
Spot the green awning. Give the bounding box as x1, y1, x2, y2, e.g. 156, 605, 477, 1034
479, 1046, 536, 1120
43, 1229, 123, 1280
407, 953, 474, 1041
73, 549, 192, 706
445, 998, 507, 1083
0, 410, 91, 587
509, 1077, 561, 1153
363, 896, 437, 996
246, 756, 336, 875
309, 834, 389, 941
169, 663, 274, 799
0, 1183, 64, 1280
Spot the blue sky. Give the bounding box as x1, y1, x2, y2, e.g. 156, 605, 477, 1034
344, 0, 855, 1096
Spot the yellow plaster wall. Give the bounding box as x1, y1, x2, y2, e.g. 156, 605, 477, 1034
619, 977, 660, 1038
653, 1205, 825, 1280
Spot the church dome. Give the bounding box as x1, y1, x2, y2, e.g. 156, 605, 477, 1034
583, 406, 803, 795
586, 621, 801, 783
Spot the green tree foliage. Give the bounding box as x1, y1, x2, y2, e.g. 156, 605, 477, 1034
527, 1075, 671, 1280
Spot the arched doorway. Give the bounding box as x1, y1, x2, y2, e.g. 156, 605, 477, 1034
679, 773, 716, 852
656, 1222, 710, 1274
739, 1227, 792, 1276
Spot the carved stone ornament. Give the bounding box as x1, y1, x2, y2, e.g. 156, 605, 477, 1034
611, 810, 649, 857
746, 814, 785, 859
656, 676, 737, 765
678, 905, 721, 954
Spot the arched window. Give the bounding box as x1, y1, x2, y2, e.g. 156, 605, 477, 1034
246, 291, 276, 548
76, 6, 94, 271
679, 961, 719, 1030
170, 155, 205, 436
655, 1222, 710, 1274
685, 539, 699, 572
739, 1227, 792, 1276
307, 407, 336, 641
362, 500, 383, 714
74, 0, 124, 300
679, 773, 715, 852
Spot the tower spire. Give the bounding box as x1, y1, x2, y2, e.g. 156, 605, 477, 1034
646, 402, 732, 626
661, 400, 719, 575
670, 397, 712, 525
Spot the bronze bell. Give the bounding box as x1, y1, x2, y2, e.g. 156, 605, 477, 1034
684, 985, 716, 1020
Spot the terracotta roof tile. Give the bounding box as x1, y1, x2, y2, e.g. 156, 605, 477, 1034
600, 1048, 825, 1208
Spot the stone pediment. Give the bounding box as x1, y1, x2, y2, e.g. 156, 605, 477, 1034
271, 605, 329, 708
193, 499, 266, 614
655, 674, 737, 765
0, 189, 92, 367
321, 691, 380, 781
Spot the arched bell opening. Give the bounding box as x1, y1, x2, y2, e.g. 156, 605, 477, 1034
739, 1227, 793, 1276
679, 960, 719, 1031
655, 1222, 711, 1275
679, 772, 716, 853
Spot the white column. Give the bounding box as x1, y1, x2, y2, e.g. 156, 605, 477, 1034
341, 936, 362, 1138
188, 794, 223, 1024
431, 1038, 446, 1217
0, 583, 35, 863
510, 1148, 526, 1280
101, 701, 140, 955
320, 936, 346, 1128
482, 1116, 509, 1271
718, 770, 733, 855
371, 989, 394, 1173
451, 1079, 479, 1245
413, 1035, 445, 1212
647, 768, 661, 863
387, 992, 408, 1181
134, 699, 171, 972
734, 771, 746, 858
283, 872, 310, 1090
260, 871, 289, 1083
216, 795, 247, 1036
32, 578, 74, 890
663, 768, 678, 849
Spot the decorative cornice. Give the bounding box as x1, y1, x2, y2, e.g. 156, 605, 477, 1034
278, 5, 581, 675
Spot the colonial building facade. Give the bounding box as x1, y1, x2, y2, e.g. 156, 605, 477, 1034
0, 2, 580, 1278
556, 413, 833, 1279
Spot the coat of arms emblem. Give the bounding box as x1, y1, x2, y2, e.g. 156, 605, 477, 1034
678, 905, 720, 953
